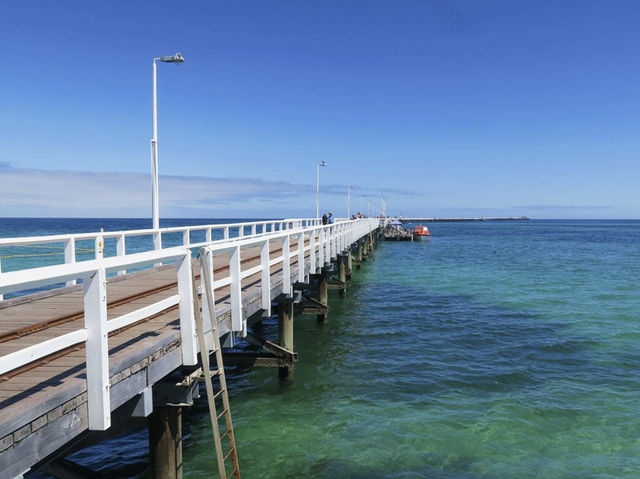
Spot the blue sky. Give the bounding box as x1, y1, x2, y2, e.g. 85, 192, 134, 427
1, 1, 640, 219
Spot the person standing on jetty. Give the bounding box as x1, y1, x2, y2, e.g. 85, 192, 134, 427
327, 212, 334, 224
322, 213, 328, 225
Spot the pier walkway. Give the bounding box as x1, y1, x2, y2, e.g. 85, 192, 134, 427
397, 216, 529, 222
0, 218, 380, 478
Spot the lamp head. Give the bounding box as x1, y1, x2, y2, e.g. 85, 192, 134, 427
157, 53, 185, 64
319, 161, 327, 167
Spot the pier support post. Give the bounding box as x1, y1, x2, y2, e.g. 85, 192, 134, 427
317, 270, 329, 322
337, 255, 347, 297
356, 242, 363, 268
346, 248, 353, 279
277, 300, 295, 379
149, 406, 183, 479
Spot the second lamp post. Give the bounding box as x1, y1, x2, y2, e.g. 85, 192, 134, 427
151, 52, 184, 230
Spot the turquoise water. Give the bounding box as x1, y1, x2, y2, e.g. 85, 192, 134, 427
180, 220, 639, 478
10, 219, 640, 477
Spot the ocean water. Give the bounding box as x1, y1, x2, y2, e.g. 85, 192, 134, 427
5, 219, 640, 478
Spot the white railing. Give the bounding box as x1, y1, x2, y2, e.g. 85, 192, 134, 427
0, 218, 326, 300
0, 218, 377, 431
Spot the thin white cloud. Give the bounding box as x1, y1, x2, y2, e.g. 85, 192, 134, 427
0, 166, 416, 217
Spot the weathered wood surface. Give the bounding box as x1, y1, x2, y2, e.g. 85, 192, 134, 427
0, 235, 320, 476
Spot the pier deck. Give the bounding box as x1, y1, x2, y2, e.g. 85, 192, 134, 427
397, 216, 529, 222
0, 219, 379, 477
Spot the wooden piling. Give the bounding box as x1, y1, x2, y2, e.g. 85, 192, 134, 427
337, 255, 347, 297
346, 248, 353, 279
149, 406, 183, 479
278, 300, 295, 379
317, 270, 328, 322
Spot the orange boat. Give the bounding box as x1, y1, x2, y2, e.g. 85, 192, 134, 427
412, 225, 431, 239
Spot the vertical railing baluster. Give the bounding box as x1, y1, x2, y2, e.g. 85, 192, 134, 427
297, 232, 305, 283
230, 245, 244, 335
318, 228, 324, 268
310, 228, 317, 274
176, 251, 197, 365
84, 266, 110, 430
260, 239, 271, 317
153, 230, 161, 250
64, 238, 76, 286
116, 234, 126, 276
282, 234, 291, 296
200, 247, 216, 352
95, 234, 104, 260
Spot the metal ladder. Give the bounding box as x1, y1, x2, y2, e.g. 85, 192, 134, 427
191, 251, 241, 479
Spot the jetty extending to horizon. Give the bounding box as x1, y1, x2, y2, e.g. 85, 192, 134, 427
0, 217, 382, 478
397, 216, 530, 222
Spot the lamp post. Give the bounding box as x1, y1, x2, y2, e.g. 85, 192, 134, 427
360, 194, 364, 215
315, 161, 327, 218
151, 52, 184, 229
347, 185, 354, 218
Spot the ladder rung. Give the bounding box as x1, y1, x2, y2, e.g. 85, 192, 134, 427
213, 388, 227, 400
220, 427, 231, 441
223, 448, 234, 462
217, 407, 229, 421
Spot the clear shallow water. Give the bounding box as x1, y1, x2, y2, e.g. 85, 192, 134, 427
10, 219, 640, 478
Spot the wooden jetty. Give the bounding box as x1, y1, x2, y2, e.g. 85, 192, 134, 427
0, 218, 382, 478
397, 216, 530, 222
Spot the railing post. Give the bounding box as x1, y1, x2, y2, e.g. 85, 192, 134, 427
260, 239, 271, 317
95, 234, 104, 260
83, 266, 110, 430
310, 228, 317, 274
176, 251, 197, 365
252, 224, 257, 236
318, 228, 325, 268
282, 234, 291, 296
182, 229, 190, 246
199, 247, 216, 352
239, 225, 245, 238
224, 226, 229, 240
206, 227, 212, 243
64, 238, 76, 286
230, 245, 244, 336
116, 234, 126, 276
297, 232, 305, 283
153, 230, 162, 251
0, 252, 3, 301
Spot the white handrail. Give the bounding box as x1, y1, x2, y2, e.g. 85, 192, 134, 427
0, 218, 379, 432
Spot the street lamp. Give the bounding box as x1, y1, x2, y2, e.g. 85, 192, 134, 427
347, 185, 354, 218
151, 52, 184, 229
315, 161, 327, 218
